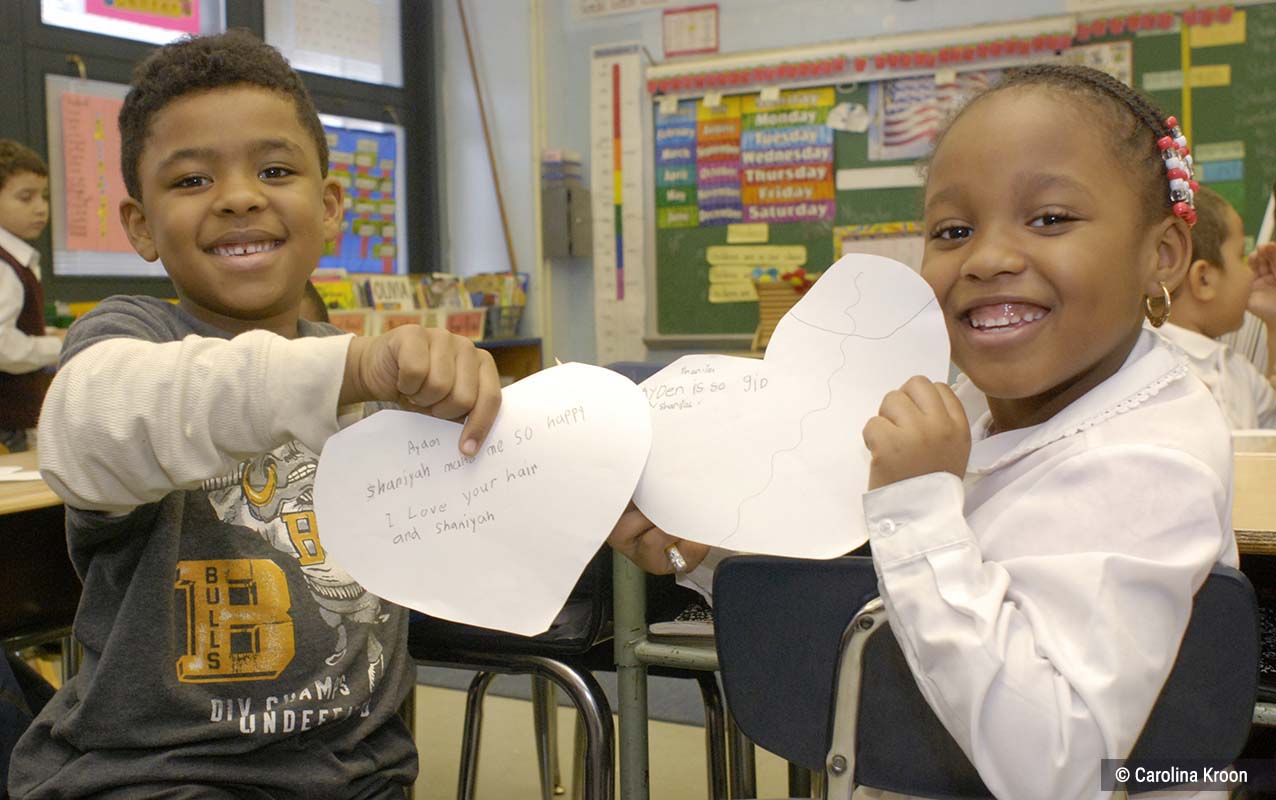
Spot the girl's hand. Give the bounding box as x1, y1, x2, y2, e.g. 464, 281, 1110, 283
862, 376, 971, 491
341, 325, 502, 456
608, 502, 709, 575
1248, 242, 1276, 322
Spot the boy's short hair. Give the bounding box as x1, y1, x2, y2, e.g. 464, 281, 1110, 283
118, 29, 329, 201
0, 140, 49, 192
1189, 186, 1230, 269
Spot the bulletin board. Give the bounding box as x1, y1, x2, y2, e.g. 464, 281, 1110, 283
45, 74, 163, 278
318, 115, 407, 275
648, 2, 1276, 340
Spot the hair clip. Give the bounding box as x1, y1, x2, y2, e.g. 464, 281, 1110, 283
1158, 115, 1198, 226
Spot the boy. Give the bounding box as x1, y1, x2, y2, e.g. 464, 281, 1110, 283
0, 140, 61, 453
1154, 185, 1276, 428
9, 31, 500, 799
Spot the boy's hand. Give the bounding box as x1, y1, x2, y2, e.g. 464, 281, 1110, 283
1248, 242, 1276, 322
341, 325, 501, 455
862, 376, 970, 491
608, 502, 709, 575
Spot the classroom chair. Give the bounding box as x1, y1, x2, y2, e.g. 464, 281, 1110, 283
407, 546, 732, 800
714, 555, 1260, 799
407, 546, 616, 800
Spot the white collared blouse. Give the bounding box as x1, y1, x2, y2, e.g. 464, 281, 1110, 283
863, 330, 1238, 800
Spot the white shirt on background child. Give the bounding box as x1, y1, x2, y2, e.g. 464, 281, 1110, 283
859, 329, 1236, 800
0, 226, 59, 373
1154, 321, 1276, 429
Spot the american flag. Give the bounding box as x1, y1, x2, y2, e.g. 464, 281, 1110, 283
868, 70, 1001, 161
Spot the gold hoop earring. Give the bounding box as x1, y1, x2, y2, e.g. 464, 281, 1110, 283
1144, 282, 1172, 328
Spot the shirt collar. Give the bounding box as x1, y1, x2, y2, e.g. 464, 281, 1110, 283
956, 329, 1189, 475
1151, 321, 1220, 361
0, 226, 39, 271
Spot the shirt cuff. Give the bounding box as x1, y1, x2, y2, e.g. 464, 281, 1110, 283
863, 471, 974, 567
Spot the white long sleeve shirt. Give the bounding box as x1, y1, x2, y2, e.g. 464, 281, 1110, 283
862, 331, 1237, 800
1154, 321, 1276, 429
0, 226, 60, 374
38, 316, 353, 512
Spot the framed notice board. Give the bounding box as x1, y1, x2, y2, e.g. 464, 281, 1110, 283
649, 2, 1276, 341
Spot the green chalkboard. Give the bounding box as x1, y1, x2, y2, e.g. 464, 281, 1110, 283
652, 3, 1276, 338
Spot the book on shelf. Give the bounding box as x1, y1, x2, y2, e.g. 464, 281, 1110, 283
364, 275, 417, 311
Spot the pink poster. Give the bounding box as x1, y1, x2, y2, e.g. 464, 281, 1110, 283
60, 93, 134, 254
84, 0, 201, 35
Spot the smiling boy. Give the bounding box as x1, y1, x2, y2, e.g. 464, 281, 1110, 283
9, 31, 499, 799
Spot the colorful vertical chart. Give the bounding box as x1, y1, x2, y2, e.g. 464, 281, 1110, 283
655, 99, 698, 228
320, 124, 402, 275
740, 88, 835, 223
590, 43, 649, 364
611, 64, 625, 300
696, 96, 743, 225
60, 92, 132, 253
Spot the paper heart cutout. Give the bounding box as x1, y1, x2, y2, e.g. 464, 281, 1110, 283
633, 253, 949, 558
314, 363, 651, 635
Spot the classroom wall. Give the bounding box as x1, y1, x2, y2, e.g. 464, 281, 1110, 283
432, 0, 542, 339
440, 0, 1067, 365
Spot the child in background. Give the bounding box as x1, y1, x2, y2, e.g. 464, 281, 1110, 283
613, 64, 1237, 800
0, 140, 61, 453
1152, 185, 1276, 428
9, 31, 500, 799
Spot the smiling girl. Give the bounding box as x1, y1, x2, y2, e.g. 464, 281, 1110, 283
860, 64, 1237, 799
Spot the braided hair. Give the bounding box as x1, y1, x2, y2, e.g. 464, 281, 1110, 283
930, 64, 1177, 223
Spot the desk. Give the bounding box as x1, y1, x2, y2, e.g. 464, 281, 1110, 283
0, 451, 80, 661
0, 451, 60, 514
477, 337, 542, 383
613, 453, 1276, 800
1235, 452, 1276, 556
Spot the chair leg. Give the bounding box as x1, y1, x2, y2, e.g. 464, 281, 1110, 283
533, 676, 565, 799
693, 672, 730, 800
571, 712, 587, 800
787, 762, 812, 798
398, 684, 418, 800
526, 656, 614, 800
726, 712, 757, 799
457, 672, 496, 800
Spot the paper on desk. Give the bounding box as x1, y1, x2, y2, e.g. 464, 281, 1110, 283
314, 363, 651, 636
633, 253, 950, 558
0, 467, 41, 481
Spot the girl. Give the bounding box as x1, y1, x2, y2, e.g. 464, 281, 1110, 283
611, 64, 1238, 799
856, 64, 1237, 799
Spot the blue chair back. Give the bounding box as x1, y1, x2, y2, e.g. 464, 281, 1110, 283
715, 555, 1259, 797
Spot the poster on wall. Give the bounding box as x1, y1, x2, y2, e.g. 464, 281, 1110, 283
42, 0, 221, 45
834, 222, 925, 271
867, 70, 1001, 162
84, 0, 200, 33
319, 118, 406, 275
590, 43, 650, 363
46, 74, 162, 277
657, 88, 837, 230
1063, 41, 1133, 86
60, 92, 133, 254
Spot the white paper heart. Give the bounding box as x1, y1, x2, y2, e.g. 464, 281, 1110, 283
314, 362, 652, 635
633, 253, 949, 558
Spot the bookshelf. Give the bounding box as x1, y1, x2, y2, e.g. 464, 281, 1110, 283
477, 337, 543, 384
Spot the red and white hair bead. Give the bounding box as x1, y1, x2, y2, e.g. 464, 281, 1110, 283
1158, 115, 1198, 227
